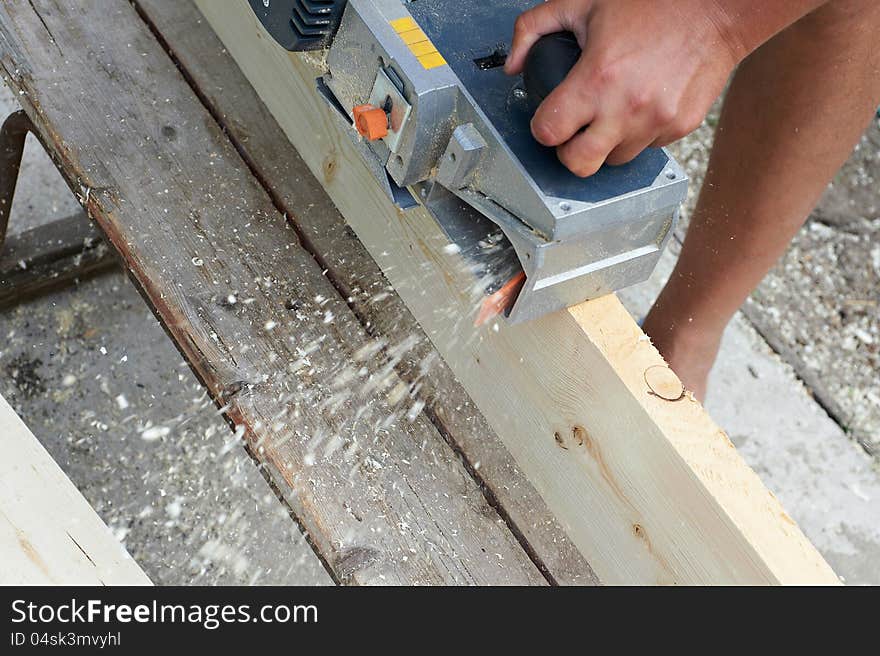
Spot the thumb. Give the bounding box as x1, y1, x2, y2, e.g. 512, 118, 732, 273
505, 2, 568, 75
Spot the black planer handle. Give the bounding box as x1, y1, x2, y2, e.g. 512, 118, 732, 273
522, 31, 582, 112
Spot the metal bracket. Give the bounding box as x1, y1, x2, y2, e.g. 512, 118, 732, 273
0, 110, 35, 253
368, 67, 412, 153
0, 109, 116, 308
436, 124, 487, 190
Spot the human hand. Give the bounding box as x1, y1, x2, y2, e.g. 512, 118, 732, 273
505, 0, 742, 176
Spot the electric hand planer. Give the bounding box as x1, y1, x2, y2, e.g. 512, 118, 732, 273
248, 0, 687, 324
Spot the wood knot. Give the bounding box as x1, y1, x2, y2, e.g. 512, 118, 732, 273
644, 365, 684, 401
322, 155, 337, 183
334, 546, 381, 584
631, 523, 653, 552
553, 431, 568, 450
572, 425, 588, 448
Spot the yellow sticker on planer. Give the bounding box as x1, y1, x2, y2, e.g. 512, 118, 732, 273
390, 16, 447, 70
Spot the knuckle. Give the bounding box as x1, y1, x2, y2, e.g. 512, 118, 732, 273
684, 111, 706, 134
669, 124, 690, 142
559, 144, 603, 178
593, 62, 619, 88
513, 12, 535, 36
585, 132, 616, 159
654, 100, 678, 127
608, 147, 640, 166
605, 151, 626, 166
572, 161, 601, 178
626, 89, 652, 114
673, 111, 703, 139
532, 97, 582, 146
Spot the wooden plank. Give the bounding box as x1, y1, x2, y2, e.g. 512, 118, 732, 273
0, 0, 546, 585
0, 394, 150, 584
134, 0, 596, 585
196, 0, 840, 584
0, 213, 116, 309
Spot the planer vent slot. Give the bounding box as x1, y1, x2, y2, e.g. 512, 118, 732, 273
473, 47, 508, 71
247, 0, 346, 51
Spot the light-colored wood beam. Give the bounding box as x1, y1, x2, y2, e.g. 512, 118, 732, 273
196, 0, 838, 584
0, 395, 150, 585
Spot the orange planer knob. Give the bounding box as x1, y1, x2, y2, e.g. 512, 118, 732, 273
353, 104, 388, 141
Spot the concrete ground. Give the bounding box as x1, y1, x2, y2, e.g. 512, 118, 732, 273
1, 81, 877, 584
1, 275, 330, 585
747, 123, 880, 455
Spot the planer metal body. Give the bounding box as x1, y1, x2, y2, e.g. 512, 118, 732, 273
248, 0, 688, 324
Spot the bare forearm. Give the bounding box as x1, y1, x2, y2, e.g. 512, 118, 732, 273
712, 0, 831, 59
642, 0, 880, 399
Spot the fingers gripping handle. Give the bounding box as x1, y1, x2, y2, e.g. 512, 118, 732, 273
522, 32, 582, 112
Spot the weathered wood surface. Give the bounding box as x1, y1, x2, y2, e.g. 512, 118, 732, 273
134, 0, 596, 585
0, 394, 150, 584
197, 0, 840, 584
0, 213, 116, 309
0, 0, 547, 585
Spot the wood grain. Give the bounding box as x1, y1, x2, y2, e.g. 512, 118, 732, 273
133, 0, 596, 586
196, 0, 840, 584
0, 0, 545, 585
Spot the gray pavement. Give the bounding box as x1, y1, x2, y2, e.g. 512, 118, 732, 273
1, 273, 330, 585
